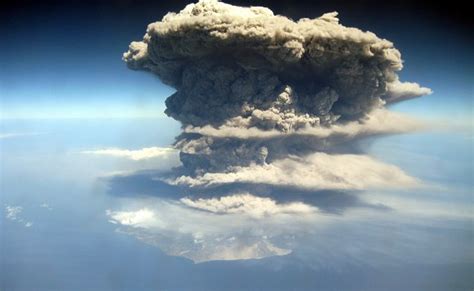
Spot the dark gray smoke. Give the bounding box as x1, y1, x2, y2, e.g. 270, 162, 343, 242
124, 0, 431, 174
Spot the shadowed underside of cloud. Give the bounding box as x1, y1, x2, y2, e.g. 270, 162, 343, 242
104, 170, 388, 215
102, 158, 470, 264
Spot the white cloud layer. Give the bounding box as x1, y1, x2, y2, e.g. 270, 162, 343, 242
82, 147, 177, 161
385, 80, 433, 103
184, 108, 423, 140
167, 152, 421, 190
180, 193, 316, 218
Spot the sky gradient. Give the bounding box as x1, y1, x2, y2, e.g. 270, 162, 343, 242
1, 0, 472, 120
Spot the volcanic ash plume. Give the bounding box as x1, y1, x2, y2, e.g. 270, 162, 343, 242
123, 0, 431, 176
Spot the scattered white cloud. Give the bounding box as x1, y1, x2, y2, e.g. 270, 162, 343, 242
5, 205, 23, 220
39, 203, 53, 210
4, 205, 33, 228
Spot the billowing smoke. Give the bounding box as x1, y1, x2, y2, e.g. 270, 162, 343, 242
124, 0, 431, 177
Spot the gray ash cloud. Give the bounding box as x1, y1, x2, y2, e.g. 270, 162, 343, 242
123, 0, 430, 175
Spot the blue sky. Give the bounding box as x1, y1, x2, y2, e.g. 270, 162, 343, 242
0, 2, 174, 118
0, 0, 471, 120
